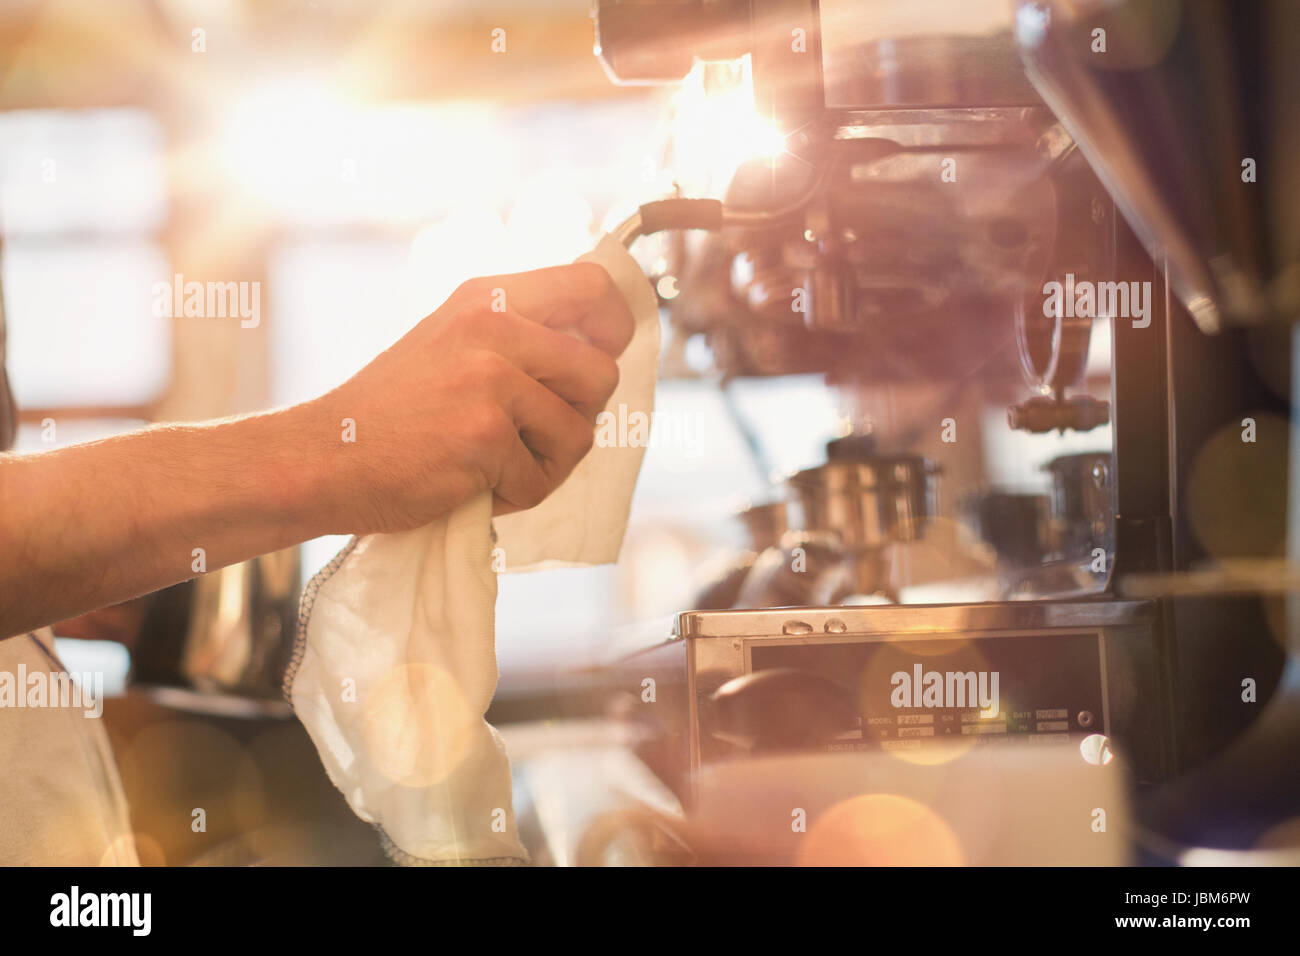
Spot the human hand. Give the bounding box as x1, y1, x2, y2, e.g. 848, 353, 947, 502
304, 262, 633, 535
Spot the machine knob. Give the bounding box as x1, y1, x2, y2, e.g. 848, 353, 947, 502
707, 668, 859, 751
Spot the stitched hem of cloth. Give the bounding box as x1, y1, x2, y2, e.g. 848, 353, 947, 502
378, 829, 527, 867
281, 534, 361, 702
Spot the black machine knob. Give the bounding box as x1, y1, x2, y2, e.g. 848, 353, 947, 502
708, 668, 859, 751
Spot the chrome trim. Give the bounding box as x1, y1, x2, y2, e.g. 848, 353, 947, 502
613, 210, 644, 248
675, 599, 1152, 640
832, 106, 1053, 148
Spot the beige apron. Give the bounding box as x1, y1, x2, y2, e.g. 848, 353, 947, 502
0, 628, 137, 865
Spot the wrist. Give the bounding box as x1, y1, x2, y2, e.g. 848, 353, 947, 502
226, 402, 341, 543
269, 396, 361, 538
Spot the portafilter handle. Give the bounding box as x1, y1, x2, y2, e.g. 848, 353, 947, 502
613, 186, 819, 247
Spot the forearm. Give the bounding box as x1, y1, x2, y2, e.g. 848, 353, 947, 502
0, 402, 334, 637
0, 262, 633, 638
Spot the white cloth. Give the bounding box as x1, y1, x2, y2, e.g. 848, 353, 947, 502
287, 235, 659, 864
0, 628, 137, 866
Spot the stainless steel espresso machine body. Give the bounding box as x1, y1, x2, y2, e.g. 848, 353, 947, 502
592, 0, 1297, 861
626, 601, 1157, 784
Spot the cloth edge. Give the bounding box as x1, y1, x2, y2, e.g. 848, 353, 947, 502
284, 535, 528, 867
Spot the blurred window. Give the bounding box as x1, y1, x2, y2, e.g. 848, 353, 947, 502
0, 108, 170, 419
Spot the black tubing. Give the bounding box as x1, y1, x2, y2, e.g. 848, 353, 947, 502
637, 198, 724, 235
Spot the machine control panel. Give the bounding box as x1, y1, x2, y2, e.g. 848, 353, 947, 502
748, 630, 1106, 752
664, 601, 1151, 772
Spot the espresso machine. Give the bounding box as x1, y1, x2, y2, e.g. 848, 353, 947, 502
581, 0, 1300, 864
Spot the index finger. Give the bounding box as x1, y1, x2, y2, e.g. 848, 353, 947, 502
451, 262, 636, 357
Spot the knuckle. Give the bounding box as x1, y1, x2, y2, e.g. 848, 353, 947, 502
447, 304, 490, 340
470, 348, 513, 384
574, 420, 596, 456
453, 276, 494, 303
560, 410, 595, 462
466, 404, 513, 448
594, 354, 620, 399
